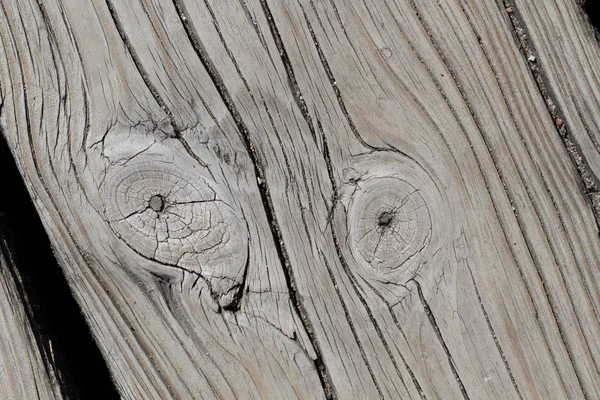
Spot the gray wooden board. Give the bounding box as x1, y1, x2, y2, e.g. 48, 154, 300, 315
506, 0, 600, 214
1, 0, 600, 398
0, 238, 62, 399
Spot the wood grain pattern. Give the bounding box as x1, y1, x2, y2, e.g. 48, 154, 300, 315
0, 238, 62, 400
505, 0, 600, 214
1, 0, 599, 398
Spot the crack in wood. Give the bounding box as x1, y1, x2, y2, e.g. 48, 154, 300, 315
171, 1, 336, 397
102, 161, 248, 310
348, 176, 431, 284
502, 1, 600, 225
257, 0, 319, 146
414, 280, 471, 400
464, 261, 523, 400
4, 0, 600, 397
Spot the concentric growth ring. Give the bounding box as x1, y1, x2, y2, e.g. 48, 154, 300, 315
102, 162, 248, 305
348, 176, 431, 282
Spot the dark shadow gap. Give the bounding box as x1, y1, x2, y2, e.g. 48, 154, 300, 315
585, 0, 600, 34
0, 134, 119, 399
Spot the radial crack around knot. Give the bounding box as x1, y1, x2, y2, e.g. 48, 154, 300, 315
347, 176, 432, 284
102, 161, 249, 309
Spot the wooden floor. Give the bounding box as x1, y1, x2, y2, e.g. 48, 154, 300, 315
1, 0, 600, 398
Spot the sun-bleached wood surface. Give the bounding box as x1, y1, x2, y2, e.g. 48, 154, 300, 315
0, 237, 62, 400
506, 0, 600, 216
1, 0, 600, 398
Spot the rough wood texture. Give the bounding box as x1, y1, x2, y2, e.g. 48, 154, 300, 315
505, 0, 600, 215
0, 238, 62, 399
1, 0, 600, 398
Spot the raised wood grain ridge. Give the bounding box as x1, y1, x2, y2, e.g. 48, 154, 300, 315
1, 0, 600, 398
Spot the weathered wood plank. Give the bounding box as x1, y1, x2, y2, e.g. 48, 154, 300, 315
0, 0, 324, 398
505, 0, 600, 213
1, 0, 600, 399
0, 239, 62, 400
210, 0, 600, 397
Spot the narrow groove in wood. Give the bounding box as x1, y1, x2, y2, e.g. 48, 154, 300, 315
459, 3, 600, 384
465, 263, 523, 399
259, 93, 296, 189
201, 0, 256, 104
104, 0, 210, 176
35, 0, 98, 228
235, 0, 269, 50
222, 237, 251, 312
328, 240, 427, 399
319, 253, 386, 399
355, 277, 428, 400
104, 1, 170, 121
385, 304, 427, 399
502, 0, 600, 224
576, 104, 600, 155
313, 114, 338, 225
404, 2, 579, 393
299, 4, 389, 154
414, 280, 471, 400
171, 1, 336, 397
257, 0, 318, 145
258, 90, 321, 242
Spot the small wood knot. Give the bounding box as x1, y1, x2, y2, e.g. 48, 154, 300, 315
346, 176, 431, 283
102, 162, 249, 308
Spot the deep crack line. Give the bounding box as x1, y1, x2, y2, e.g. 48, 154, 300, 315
171, 1, 336, 398
501, 1, 600, 226
413, 280, 471, 400
257, 0, 319, 146
465, 262, 523, 399
104, 0, 211, 175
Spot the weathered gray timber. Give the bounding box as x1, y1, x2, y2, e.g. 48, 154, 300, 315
1, 0, 600, 398
0, 238, 62, 399
507, 0, 600, 215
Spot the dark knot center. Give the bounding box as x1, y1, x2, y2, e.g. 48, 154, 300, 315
149, 195, 165, 212
378, 211, 394, 227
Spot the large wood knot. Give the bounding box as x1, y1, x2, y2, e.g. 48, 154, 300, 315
103, 161, 248, 308
346, 176, 431, 285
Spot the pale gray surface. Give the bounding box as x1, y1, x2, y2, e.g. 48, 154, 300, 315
1, 0, 599, 398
